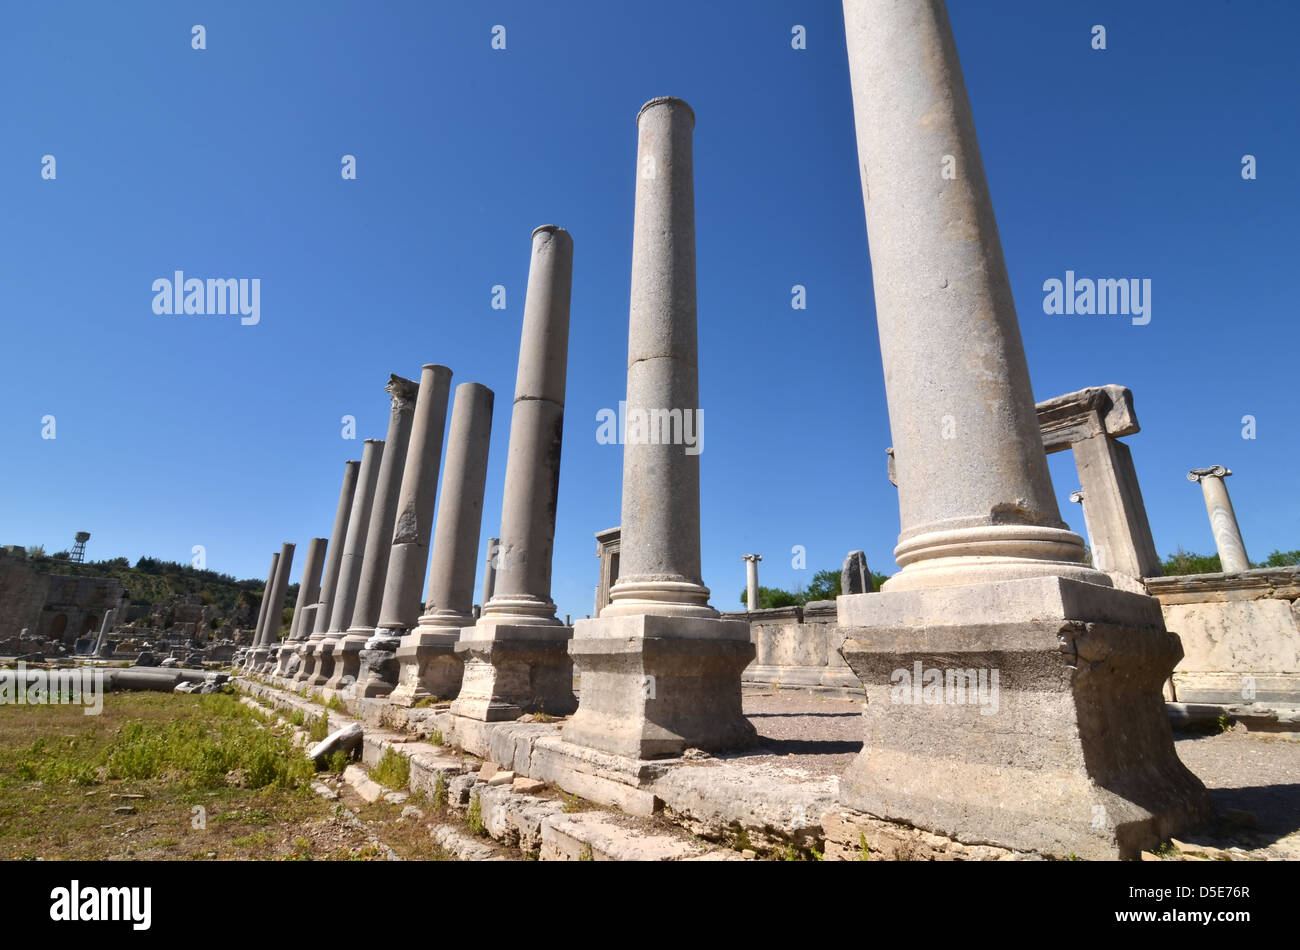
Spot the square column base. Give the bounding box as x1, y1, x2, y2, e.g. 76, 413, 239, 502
305, 639, 338, 687
293, 642, 320, 684
563, 613, 757, 759
322, 635, 366, 690
836, 575, 1210, 860
449, 622, 576, 722
389, 630, 465, 706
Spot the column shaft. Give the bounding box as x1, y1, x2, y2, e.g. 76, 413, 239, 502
843, 0, 1103, 591
376, 365, 454, 634
348, 376, 419, 634
312, 459, 360, 637
327, 439, 384, 633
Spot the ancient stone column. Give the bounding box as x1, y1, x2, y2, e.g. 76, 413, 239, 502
352, 365, 454, 698
842, 550, 872, 594
328, 377, 420, 690
252, 542, 294, 671
564, 99, 755, 758
391, 382, 495, 705
833, 0, 1206, 859
309, 438, 383, 687
742, 554, 762, 611
244, 551, 279, 669
295, 459, 359, 683
451, 226, 576, 721
275, 537, 327, 675
92, 609, 115, 656
1188, 466, 1250, 573
481, 539, 500, 608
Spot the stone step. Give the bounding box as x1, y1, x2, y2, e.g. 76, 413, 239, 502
539, 812, 722, 861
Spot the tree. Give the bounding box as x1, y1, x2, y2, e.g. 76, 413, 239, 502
1257, 549, 1300, 568
1162, 547, 1221, 576
740, 566, 891, 609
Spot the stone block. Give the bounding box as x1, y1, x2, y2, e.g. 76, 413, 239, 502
836, 576, 1209, 860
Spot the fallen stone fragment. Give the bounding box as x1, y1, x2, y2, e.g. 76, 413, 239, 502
343, 764, 385, 803
399, 805, 425, 822
307, 721, 363, 765
487, 770, 515, 787
512, 777, 546, 795
383, 791, 410, 805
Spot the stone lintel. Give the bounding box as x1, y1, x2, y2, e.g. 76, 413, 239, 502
1036, 384, 1139, 454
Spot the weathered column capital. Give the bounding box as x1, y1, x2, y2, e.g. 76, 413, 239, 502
742, 553, 762, 563
386, 374, 420, 411
1188, 465, 1232, 482
1068, 490, 1085, 504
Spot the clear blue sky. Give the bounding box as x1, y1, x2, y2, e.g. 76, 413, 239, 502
3, 1, 1296, 618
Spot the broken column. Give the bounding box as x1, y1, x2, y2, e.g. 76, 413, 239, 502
450, 226, 576, 722
742, 554, 762, 611
275, 537, 327, 675
841, 550, 872, 594
564, 98, 755, 758
310, 438, 384, 687
835, 0, 1205, 859
1037, 385, 1162, 590
252, 542, 294, 672
391, 382, 495, 705
244, 551, 280, 669
1188, 466, 1250, 573
352, 365, 454, 698
295, 459, 360, 683
326, 377, 419, 690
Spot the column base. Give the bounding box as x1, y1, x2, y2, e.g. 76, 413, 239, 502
389, 628, 465, 706
351, 630, 403, 699
244, 648, 270, 672
563, 613, 757, 759
835, 575, 1210, 860
322, 634, 366, 690
448, 621, 575, 722
273, 643, 299, 676
292, 641, 320, 684
306, 638, 339, 688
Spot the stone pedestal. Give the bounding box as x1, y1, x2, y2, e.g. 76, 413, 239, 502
1188, 466, 1250, 574
450, 620, 576, 721
447, 226, 574, 722
565, 614, 752, 758
276, 537, 326, 675
836, 577, 1209, 859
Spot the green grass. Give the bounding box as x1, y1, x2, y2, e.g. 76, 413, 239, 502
431, 773, 448, 810
465, 792, 484, 836
429, 728, 444, 747
372, 749, 410, 790
307, 713, 330, 743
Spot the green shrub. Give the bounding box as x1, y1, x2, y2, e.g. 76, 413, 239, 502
372, 749, 410, 789
466, 792, 484, 836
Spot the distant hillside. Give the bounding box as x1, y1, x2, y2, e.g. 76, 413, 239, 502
22, 553, 297, 618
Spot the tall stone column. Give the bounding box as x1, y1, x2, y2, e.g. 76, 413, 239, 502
564, 98, 755, 758
295, 459, 359, 683
244, 551, 279, 669
391, 382, 495, 705
1188, 466, 1250, 573
742, 554, 762, 611
252, 542, 294, 672
328, 376, 420, 690
275, 537, 327, 675
352, 365, 454, 698
92, 609, 115, 656
834, 0, 1205, 859
309, 438, 384, 687
450, 226, 577, 722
